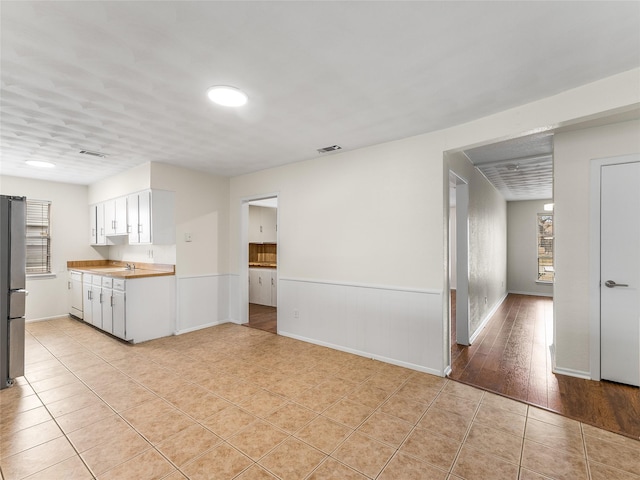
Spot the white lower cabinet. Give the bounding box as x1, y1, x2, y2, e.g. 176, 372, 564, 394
101, 277, 113, 333
112, 282, 126, 339
78, 272, 175, 343
82, 275, 94, 325
249, 268, 277, 307
91, 275, 103, 329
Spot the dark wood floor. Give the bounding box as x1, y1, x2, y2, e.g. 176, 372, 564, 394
449, 292, 640, 439
245, 303, 277, 334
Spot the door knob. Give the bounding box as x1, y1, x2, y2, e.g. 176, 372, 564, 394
604, 280, 629, 288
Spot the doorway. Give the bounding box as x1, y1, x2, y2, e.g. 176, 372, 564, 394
245, 197, 278, 334
590, 155, 640, 387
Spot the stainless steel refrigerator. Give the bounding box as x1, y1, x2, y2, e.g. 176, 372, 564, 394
1, 195, 26, 389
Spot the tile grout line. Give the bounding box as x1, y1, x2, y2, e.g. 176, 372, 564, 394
20, 327, 99, 480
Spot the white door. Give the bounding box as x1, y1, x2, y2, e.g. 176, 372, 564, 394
600, 161, 640, 387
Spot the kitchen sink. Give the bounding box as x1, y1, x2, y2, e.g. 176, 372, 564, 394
92, 267, 130, 272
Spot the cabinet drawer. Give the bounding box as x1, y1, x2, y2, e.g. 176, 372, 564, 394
113, 279, 126, 291
83, 274, 93, 284
92, 275, 102, 286
102, 277, 113, 288
70, 271, 83, 282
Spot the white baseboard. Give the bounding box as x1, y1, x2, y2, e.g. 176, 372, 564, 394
508, 290, 553, 298
469, 292, 508, 344
26, 315, 69, 323
552, 366, 592, 380
279, 330, 444, 377
175, 319, 229, 335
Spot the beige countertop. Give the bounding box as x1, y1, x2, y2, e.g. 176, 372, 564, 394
67, 260, 175, 279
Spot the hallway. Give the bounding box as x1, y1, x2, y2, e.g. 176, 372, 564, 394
449, 294, 640, 439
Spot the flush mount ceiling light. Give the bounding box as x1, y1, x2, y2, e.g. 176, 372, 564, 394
25, 160, 55, 168
206, 85, 248, 107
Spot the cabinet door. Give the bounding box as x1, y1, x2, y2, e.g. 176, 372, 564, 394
112, 290, 126, 339
101, 288, 113, 333
249, 206, 262, 243
114, 197, 127, 235
257, 271, 272, 306
270, 270, 277, 307
138, 191, 152, 244
104, 199, 116, 235
262, 207, 277, 243
89, 205, 98, 244
249, 269, 260, 304
91, 286, 102, 328
96, 203, 106, 245
127, 194, 139, 244
83, 281, 93, 324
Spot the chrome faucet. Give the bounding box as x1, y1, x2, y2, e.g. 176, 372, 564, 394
125, 263, 135, 270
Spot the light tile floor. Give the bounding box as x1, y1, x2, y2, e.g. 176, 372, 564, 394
1, 317, 638, 480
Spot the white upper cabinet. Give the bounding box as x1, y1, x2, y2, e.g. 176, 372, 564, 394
249, 205, 277, 243
89, 203, 106, 245
91, 189, 175, 246
104, 197, 127, 236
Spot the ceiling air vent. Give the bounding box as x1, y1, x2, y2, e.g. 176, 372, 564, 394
79, 150, 108, 158
317, 145, 342, 154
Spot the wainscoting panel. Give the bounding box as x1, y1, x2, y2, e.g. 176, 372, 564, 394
176, 274, 231, 334
278, 278, 444, 375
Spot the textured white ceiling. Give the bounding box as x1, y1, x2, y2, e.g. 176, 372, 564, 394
1, 1, 639, 185
465, 133, 554, 201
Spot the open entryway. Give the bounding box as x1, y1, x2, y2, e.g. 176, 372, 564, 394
241, 196, 278, 334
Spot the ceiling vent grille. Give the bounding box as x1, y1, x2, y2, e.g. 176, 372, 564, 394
317, 145, 342, 154
79, 150, 108, 158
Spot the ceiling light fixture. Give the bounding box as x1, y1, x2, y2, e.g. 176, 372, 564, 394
206, 85, 248, 107
25, 160, 55, 168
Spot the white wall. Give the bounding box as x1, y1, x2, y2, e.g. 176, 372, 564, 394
507, 200, 554, 297
228, 68, 640, 376
446, 152, 508, 335
0, 176, 103, 321
554, 119, 640, 376
150, 162, 231, 333
88, 161, 232, 332
88, 162, 151, 204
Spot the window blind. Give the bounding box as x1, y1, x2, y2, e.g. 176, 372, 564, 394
26, 199, 51, 274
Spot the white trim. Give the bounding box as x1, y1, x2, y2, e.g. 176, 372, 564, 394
175, 320, 228, 335
279, 330, 444, 377
443, 365, 452, 377
508, 290, 553, 298
176, 273, 229, 280
26, 314, 68, 323
589, 153, 640, 381
26, 273, 57, 280
469, 292, 508, 344
552, 366, 592, 380
277, 276, 442, 295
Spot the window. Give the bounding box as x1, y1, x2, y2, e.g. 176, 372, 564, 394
537, 213, 554, 283
26, 199, 51, 275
